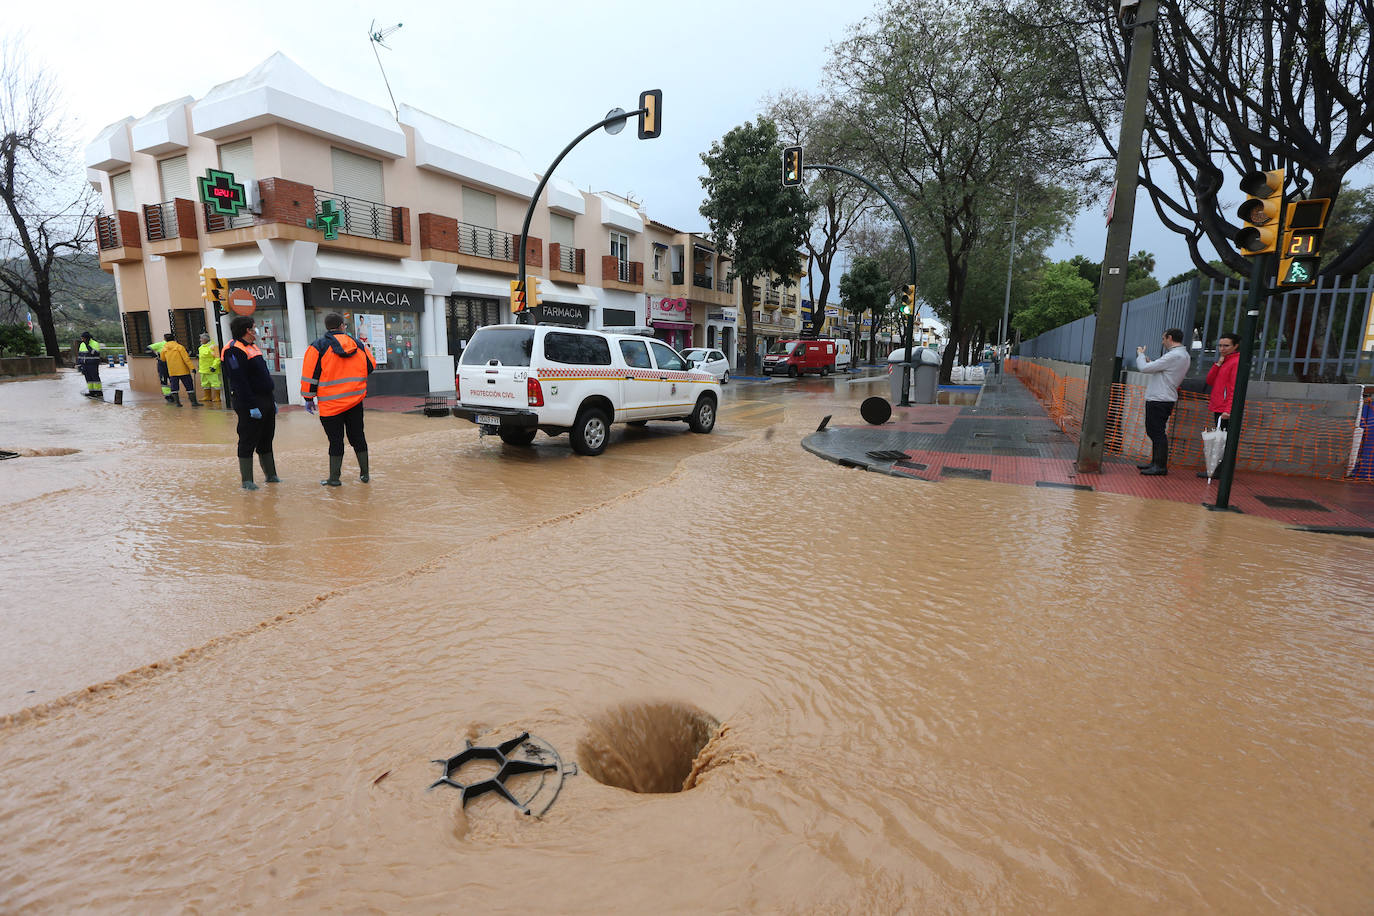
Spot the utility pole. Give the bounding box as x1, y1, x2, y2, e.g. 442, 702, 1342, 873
999, 192, 1018, 382
1076, 0, 1158, 472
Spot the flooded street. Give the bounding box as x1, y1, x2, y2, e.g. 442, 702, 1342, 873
2, 369, 1371, 911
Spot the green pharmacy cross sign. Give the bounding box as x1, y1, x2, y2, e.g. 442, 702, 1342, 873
197, 169, 248, 216
316, 199, 341, 240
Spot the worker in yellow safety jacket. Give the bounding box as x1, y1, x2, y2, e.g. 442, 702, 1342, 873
197, 332, 222, 406
74, 331, 104, 399
158, 333, 199, 407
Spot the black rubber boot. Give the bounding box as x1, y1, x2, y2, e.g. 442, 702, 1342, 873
321, 454, 343, 487
173, 392, 183, 407
260, 452, 281, 483
356, 449, 370, 483
239, 456, 258, 490
189, 391, 201, 408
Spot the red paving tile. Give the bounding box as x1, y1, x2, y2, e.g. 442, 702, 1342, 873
888, 446, 1374, 530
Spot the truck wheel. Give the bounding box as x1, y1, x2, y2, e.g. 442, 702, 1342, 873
570, 407, 610, 455
497, 427, 537, 446
688, 395, 716, 433
787, 365, 799, 378
821, 366, 831, 377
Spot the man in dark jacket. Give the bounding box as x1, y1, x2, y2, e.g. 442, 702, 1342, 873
221, 315, 280, 490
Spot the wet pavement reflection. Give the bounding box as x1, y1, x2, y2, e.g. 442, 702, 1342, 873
1, 368, 1371, 911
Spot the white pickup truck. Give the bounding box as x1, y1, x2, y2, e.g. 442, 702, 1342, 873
452, 324, 721, 456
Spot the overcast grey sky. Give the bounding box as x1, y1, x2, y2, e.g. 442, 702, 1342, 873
13, 0, 1204, 285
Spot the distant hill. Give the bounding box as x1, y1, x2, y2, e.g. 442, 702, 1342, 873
1, 252, 120, 343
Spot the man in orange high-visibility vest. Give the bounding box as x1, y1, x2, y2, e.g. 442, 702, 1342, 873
301, 312, 377, 486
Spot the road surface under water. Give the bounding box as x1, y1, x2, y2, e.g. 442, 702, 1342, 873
1, 369, 1370, 912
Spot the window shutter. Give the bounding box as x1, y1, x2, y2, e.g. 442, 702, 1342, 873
111, 171, 134, 211
330, 148, 384, 201
550, 214, 574, 248
218, 138, 255, 188
462, 187, 497, 228
158, 155, 191, 201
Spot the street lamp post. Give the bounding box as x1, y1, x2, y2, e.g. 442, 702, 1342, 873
516, 93, 660, 324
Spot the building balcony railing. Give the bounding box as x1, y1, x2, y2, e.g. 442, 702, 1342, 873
552, 243, 585, 274
202, 179, 409, 255
765, 288, 781, 305
783, 293, 798, 309
716, 277, 734, 293
457, 221, 515, 262
96, 211, 141, 266
693, 272, 714, 290
618, 260, 633, 283
671, 269, 685, 285
144, 200, 187, 241
602, 256, 644, 287
314, 190, 404, 243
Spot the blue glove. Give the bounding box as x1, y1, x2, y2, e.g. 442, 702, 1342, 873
249, 407, 262, 420
304, 399, 317, 414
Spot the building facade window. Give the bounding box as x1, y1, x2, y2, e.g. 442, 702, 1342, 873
171, 308, 207, 352
447, 295, 503, 360
158, 154, 191, 202
331, 147, 385, 201
122, 311, 152, 355
308, 309, 419, 371
111, 171, 134, 212
610, 231, 630, 282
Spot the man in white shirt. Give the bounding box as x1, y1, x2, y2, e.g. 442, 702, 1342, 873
1135, 328, 1192, 477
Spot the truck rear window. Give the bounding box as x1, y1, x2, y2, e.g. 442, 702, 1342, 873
543, 332, 612, 366
460, 328, 534, 367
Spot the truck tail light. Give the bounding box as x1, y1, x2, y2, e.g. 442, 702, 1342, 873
527, 377, 544, 407
455, 374, 461, 398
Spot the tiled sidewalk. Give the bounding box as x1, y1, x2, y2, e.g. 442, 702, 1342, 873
803, 374, 1374, 535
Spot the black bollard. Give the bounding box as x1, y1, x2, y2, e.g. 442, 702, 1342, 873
114, 389, 123, 405
860, 397, 892, 425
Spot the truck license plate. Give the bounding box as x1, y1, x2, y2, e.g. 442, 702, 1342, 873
476, 414, 500, 426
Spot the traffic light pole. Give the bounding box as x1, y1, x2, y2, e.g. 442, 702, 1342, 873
1075, 0, 1158, 472
515, 107, 650, 324
1207, 255, 1269, 512
801, 163, 920, 404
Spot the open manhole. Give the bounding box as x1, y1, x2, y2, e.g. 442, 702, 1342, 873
579, 701, 720, 794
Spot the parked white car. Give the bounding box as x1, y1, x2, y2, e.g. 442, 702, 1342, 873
453, 325, 721, 456
682, 347, 731, 384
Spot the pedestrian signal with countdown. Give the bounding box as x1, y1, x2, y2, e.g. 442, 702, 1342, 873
1277, 197, 1330, 288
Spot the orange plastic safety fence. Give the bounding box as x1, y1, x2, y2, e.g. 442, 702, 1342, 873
1008, 358, 1373, 483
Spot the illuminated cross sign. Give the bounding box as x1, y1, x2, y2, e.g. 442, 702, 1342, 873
316, 199, 341, 240
197, 169, 248, 216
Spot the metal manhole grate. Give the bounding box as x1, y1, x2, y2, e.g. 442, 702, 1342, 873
941, 466, 992, 480
429, 731, 578, 817
866, 450, 910, 461
1255, 495, 1329, 512
1036, 481, 1093, 491
894, 460, 928, 472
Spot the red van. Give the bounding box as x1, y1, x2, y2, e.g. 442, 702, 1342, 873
763, 339, 837, 377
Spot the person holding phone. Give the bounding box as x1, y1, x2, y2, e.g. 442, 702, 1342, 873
1135, 328, 1192, 477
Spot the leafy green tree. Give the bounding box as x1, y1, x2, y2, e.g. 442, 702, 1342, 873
1012, 261, 1096, 339
700, 118, 810, 375
828, 0, 1098, 381
0, 322, 41, 356
838, 256, 890, 360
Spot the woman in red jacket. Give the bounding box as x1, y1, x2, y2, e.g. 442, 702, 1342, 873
1205, 333, 1240, 429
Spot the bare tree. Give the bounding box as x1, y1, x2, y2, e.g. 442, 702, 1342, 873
1050, 0, 1374, 279
766, 89, 877, 334
0, 38, 98, 358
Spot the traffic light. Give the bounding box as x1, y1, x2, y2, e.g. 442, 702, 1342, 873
528, 275, 543, 309
198, 266, 226, 305
1235, 168, 1284, 256
782, 146, 803, 187
510, 279, 526, 313
637, 90, 662, 140
1277, 197, 1331, 288
899, 284, 915, 315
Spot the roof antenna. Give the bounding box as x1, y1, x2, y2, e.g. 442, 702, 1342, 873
368, 19, 403, 119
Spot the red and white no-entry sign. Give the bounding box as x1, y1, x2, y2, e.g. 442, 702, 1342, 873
227, 289, 257, 316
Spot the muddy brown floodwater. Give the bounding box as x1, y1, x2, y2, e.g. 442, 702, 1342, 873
1, 369, 1372, 912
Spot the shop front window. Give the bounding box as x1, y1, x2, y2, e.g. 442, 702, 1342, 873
307, 309, 420, 370
253, 308, 291, 372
